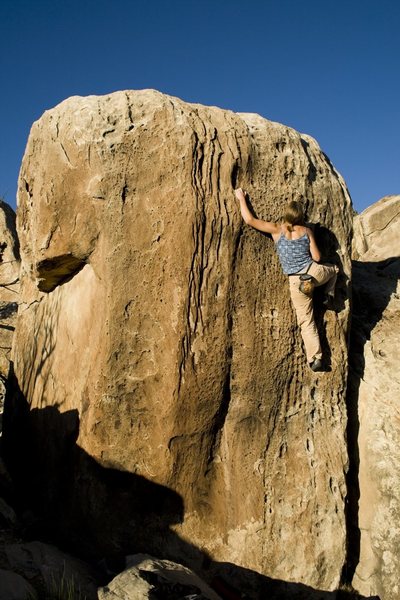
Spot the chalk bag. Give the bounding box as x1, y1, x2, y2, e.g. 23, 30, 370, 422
299, 274, 316, 296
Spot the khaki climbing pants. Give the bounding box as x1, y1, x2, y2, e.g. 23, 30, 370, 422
288, 262, 339, 363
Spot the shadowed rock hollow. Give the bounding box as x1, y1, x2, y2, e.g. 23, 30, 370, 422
4, 90, 353, 593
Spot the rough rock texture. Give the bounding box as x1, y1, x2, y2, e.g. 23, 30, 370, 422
350, 196, 400, 600
0, 200, 20, 431
4, 90, 353, 595
352, 195, 400, 261
98, 553, 223, 599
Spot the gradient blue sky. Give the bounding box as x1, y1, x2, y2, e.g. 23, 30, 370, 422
1, 0, 399, 213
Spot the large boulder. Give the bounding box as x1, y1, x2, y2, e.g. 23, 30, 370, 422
350, 196, 400, 600
3, 90, 352, 594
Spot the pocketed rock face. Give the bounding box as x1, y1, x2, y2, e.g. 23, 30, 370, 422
5, 90, 352, 592
350, 197, 400, 600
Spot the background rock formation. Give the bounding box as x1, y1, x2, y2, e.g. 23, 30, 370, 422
352, 195, 400, 262
3, 90, 353, 595
350, 195, 400, 600
0, 200, 19, 433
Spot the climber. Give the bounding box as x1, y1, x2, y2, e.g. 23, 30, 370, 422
234, 187, 338, 372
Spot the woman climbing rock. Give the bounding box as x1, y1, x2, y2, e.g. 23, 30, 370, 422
234, 187, 338, 372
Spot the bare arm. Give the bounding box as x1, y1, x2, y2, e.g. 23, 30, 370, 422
234, 188, 280, 235
306, 227, 321, 262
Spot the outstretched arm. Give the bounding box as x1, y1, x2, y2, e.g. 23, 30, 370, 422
234, 188, 280, 235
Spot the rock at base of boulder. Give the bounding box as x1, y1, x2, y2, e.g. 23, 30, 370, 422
4, 541, 98, 600
0, 568, 38, 600
98, 553, 222, 600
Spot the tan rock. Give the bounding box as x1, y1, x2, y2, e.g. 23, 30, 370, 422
7, 90, 352, 592
0, 200, 20, 432
352, 195, 400, 261
98, 553, 223, 599
350, 196, 400, 600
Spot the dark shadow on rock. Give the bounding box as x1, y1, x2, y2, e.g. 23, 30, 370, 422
1, 373, 187, 564
300, 138, 317, 183
210, 564, 380, 600
0, 199, 20, 261
342, 256, 400, 588
1, 365, 379, 599
314, 224, 349, 314
311, 225, 349, 372
0, 302, 18, 320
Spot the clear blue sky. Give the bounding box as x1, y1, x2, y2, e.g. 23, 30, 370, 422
1, 0, 399, 213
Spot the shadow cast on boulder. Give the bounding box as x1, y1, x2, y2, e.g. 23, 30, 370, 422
311, 225, 349, 372
1, 364, 379, 599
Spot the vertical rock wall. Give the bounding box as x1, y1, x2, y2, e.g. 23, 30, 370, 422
5, 90, 352, 592
351, 196, 400, 600
0, 200, 20, 431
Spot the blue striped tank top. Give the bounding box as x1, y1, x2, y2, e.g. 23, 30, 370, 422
275, 233, 312, 275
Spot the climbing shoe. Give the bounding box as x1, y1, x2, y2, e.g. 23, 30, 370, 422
322, 294, 333, 306
322, 293, 336, 311
310, 358, 323, 372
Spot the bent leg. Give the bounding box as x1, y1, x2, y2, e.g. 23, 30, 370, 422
309, 262, 339, 296
289, 276, 321, 363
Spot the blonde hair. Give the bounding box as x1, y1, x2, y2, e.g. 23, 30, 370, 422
283, 201, 305, 232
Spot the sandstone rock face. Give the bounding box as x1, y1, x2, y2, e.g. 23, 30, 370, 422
0, 200, 19, 433
5, 90, 352, 594
352, 195, 400, 261
350, 197, 400, 600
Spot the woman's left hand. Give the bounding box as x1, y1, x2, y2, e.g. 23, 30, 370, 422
234, 188, 246, 202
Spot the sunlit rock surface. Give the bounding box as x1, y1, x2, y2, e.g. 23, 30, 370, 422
350, 196, 400, 600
